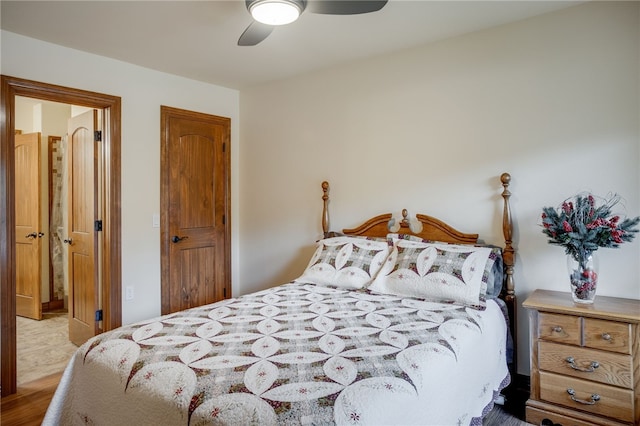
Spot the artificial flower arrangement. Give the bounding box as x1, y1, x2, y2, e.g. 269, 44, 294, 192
541, 193, 639, 302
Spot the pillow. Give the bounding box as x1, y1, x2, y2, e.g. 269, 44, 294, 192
386, 233, 504, 299
484, 248, 503, 299
295, 236, 391, 290
369, 237, 495, 309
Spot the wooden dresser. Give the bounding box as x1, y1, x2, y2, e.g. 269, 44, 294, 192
523, 289, 640, 426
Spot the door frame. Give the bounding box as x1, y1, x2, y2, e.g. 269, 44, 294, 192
0, 75, 122, 396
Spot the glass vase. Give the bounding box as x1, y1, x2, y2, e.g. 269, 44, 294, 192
567, 252, 599, 304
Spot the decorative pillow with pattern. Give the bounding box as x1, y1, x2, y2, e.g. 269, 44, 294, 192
385, 233, 504, 299
295, 236, 391, 289
369, 237, 493, 309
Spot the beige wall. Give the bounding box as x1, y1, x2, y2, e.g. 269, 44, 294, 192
240, 1, 640, 374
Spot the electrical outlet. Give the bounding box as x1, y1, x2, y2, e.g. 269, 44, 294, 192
125, 286, 134, 300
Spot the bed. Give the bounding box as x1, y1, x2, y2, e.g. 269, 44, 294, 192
44, 173, 517, 426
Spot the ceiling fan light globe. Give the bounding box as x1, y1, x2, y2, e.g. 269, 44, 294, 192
250, 0, 302, 26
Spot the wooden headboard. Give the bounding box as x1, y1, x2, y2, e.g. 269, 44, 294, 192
320, 173, 517, 370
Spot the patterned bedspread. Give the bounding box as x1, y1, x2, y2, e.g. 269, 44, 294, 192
44, 282, 510, 425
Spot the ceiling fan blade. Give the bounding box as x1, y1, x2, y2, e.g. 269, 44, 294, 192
306, 0, 387, 15
238, 21, 275, 46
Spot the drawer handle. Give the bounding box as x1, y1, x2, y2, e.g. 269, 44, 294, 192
565, 356, 599, 372
552, 326, 563, 333
567, 388, 600, 405
601, 333, 612, 341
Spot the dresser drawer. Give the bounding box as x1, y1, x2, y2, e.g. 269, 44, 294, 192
539, 312, 581, 345
539, 371, 635, 423
526, 405, 628, 426
584, 317, 633, 354
538, 341, 632, 388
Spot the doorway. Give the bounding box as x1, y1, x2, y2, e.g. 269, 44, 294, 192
14, 98, 99, 385
1, 75, 122, 397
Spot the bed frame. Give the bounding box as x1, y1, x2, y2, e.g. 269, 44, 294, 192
320, 173, 517, 372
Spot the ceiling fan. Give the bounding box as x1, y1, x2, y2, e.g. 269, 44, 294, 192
238, 0, 388, 46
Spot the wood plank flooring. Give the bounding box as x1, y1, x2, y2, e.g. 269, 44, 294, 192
1, 372, 62, 426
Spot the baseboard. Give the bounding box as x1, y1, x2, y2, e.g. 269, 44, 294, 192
41, 299, 64, 312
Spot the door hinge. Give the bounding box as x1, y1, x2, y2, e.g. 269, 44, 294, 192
94, 130, 102, 142
222, 215, 226, 225
95, 220, 103, 231
222, 142, 226, 152
95, 309, 103, 321
223, 287, 227, 298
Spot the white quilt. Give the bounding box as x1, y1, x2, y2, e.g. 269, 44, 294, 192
44, 282, 509, 425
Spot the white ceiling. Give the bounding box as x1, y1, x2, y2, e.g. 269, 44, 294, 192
1, 0, 584, 89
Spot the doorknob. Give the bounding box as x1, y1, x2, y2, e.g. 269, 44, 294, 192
25, 232, 38, 239
38, 232, 45, 238
172, 235, 188, 243
63, 238, 73, 245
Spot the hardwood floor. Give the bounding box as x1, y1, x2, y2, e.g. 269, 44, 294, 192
1, 371, 61, 426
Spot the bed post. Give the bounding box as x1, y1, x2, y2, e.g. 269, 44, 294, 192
500, 172, 517, 374
322, 181, 330, 238
500, 173, 515, 303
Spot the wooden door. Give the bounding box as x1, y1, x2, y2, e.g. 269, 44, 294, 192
15, 132, 42, 320
67, 110, 99, 346
161, 106, 230, 314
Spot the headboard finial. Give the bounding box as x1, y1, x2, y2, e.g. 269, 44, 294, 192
401, 209, 409, 227
500, 172, 511, 186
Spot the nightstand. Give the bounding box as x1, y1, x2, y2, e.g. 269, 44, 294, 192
523, 289, 640, 426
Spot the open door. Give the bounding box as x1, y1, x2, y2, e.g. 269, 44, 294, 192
66, 110, 99, 346
15, 132, 43, 320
